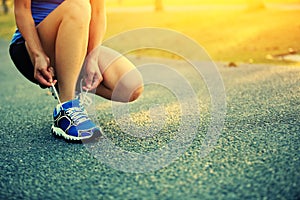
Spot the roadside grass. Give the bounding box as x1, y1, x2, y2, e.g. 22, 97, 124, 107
106, 0, 300, 7
106, 9, 300, 64
1, 7, 300, 64
0, 12, 15, 41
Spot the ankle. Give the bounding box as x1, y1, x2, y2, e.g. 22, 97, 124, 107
59, 94, 75, 103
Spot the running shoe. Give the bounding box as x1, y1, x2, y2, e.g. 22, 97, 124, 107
51, 98, 101, 140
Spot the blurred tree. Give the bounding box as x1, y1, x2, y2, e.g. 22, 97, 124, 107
2, 0, 9, 14
247, 0, 265, 11
155, 0, 163, 12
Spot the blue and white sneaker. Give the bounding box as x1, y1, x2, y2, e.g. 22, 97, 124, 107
51, 99, 101, 140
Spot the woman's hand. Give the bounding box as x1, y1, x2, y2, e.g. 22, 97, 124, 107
83, 54, 103, 91
34, 53, 57, 87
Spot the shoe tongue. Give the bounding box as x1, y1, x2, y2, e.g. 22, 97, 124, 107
61, 99, 80, 110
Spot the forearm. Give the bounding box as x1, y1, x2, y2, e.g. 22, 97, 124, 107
87, 0, 107, 54
14, 0, 45, 59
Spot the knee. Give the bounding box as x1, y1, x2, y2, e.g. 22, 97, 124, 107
115, 70, 144, 103
121, 78, 144, 102
129, 84, 144, 102
64, 0, 91, 24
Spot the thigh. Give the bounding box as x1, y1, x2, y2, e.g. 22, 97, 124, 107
34, 1, 86, 64
34, 3, 67, 66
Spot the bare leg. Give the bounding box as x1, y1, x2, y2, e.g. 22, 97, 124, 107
93, 46, 144, 102
35, 0, 91, 102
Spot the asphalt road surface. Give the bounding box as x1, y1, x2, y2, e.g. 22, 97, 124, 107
0, 39, 299, 200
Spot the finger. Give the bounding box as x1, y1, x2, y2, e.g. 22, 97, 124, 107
48, 66, 55, 77
84, 72, 94, 90
42, 68, 54, 83
48, 67, 57, 84
51, 80, 58, 85
35, 69, 53, 87
35, 72, 52, 87
89, 74, 102, 90
83, 72, 102, 91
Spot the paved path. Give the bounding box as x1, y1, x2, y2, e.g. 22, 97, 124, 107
0, 39, 299, 199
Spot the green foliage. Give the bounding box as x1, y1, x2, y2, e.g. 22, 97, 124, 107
0, 13, 15, 40
1, 4, 300, 64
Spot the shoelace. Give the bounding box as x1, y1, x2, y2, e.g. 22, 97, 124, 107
65, 106, 90, 125
51, 81, 92, 125
51, 82, 63, 109
51, 83, 90, 125
49, 85, 58, 100
51, 79, 93, 109
77, 79, 93, 108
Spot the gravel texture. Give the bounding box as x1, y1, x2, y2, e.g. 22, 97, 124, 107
0, 39, 299, 200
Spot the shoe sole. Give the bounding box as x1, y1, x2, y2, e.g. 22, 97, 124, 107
51, 125, 93, 141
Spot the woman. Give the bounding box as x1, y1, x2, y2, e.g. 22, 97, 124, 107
9, 0, 144, 141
